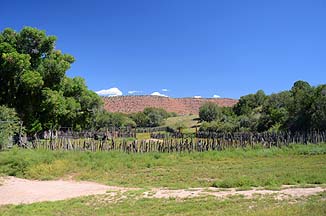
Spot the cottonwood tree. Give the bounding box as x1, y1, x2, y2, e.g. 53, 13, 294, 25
286, 80, 314, 131
0, 27, 102, 133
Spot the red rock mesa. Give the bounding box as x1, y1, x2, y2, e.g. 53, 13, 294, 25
103, 96, 238, 115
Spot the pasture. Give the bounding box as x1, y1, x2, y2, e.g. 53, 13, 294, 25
163, 114, 200, 133
0, 143, 325, 215
0, 191, 325, 215
1, 144, 326, 188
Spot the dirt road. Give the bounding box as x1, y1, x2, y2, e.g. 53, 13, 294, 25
0, 176, 325, 205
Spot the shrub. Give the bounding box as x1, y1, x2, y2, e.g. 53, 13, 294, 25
199, 102, 221, 122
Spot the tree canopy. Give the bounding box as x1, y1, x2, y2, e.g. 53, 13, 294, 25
130, 107, 176, 128
200, 81, 326, 133
199, 102, 222, 122
0, 27, 102, 133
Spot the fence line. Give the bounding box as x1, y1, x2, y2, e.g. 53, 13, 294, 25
9, 131, 326, 153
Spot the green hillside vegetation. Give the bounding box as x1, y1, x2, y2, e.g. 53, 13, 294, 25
198, 82, 326, 133
163, 114, 200, 133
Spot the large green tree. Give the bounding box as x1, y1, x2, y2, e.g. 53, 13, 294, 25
286, 80, 314, 131
311, 85, 326, 130
0, 27, 102, 133
199, 102, 222, 122
233, 90, 267, 116
130, 107, 173, 128
257, 91, 291, 132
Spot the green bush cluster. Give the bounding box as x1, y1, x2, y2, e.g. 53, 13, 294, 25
199, 81, 326, 133
130, 107, 176, 127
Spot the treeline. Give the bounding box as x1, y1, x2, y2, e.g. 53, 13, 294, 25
199, 80, 326, 133
94, 107, 176, 130
1, 27, 325, 139
0, 27, 177, 137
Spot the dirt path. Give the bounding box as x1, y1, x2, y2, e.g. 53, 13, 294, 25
0, 176, 133, 205
0, 176, 325, 205
145, 186, 325, 200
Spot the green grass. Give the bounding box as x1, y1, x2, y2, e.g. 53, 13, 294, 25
0, 144, 325, 215
136, 132, 151, 140
0, 143, 326, 188
163, 114, 200, 133
0, 191, 325, 215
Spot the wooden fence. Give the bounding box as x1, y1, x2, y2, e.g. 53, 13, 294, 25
13, 131, 326, 153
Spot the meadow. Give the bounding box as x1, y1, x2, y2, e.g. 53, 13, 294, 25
0, 191, 325, 216
163, 114, 200, 133
0, 143, 325, 188
0, 143, 325, 215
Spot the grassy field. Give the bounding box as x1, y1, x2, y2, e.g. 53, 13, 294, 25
136, 132, 151, 140
0, 190, 325, 215
0, 143, 326, 215
163, 114, 200, 133
0, 144, 325, 189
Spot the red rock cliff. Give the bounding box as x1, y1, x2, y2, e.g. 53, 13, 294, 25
103, 96, 238, 115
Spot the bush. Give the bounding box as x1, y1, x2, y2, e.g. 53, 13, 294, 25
199, 102, 221, 122
131, 107, 173, 127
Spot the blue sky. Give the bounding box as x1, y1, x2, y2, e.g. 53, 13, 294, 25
1, 0, 325, 99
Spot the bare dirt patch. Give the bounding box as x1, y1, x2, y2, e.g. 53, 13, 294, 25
144, 186, 325, 200
0, 176, 134, 205
0, 176, 325, 205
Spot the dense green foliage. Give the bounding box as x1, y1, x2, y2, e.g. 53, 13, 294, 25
0, 27, 102, 133
199, 81, 326, 133
91, 107, 176, 130
199, 102, 221, 122
94, 111, 136, 130
0, 106, 20, 150
130, 107, 176, 127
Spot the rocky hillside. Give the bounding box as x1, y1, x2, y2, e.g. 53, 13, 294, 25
103, 96, 238, 115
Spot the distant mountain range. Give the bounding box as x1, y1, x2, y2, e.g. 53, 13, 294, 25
103, 96, 238, 115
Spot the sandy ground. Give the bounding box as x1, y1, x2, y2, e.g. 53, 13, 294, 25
0, 176, 131, 205
0, 176, 325, 205
145, 186, 326, 200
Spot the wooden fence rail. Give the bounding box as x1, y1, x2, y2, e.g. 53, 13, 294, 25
12, 131, 326, 153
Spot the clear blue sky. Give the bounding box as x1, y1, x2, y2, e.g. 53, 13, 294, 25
1, 0, 325, 98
